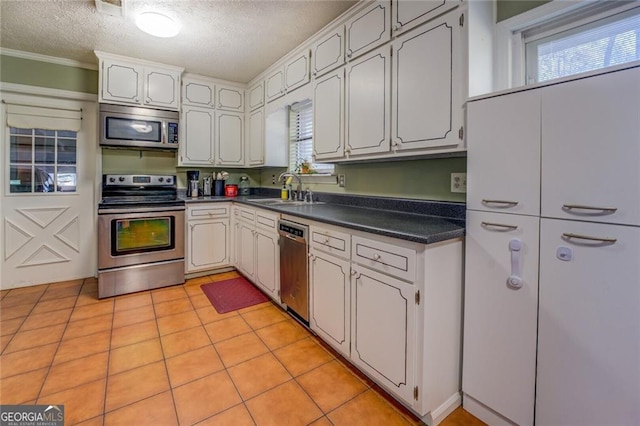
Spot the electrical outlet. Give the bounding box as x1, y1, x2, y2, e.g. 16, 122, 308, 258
451, 173, 467, 193
338, 174, 346, 187
272, 174, 276, 185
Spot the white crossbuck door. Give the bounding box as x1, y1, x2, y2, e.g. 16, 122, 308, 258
1, 93, 97, 289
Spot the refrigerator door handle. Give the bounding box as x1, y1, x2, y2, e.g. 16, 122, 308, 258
508, 238, 524, 289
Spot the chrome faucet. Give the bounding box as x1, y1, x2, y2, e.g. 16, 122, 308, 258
278, 171, 303, 201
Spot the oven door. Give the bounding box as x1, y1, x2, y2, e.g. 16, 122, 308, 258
98, 208, 185, 270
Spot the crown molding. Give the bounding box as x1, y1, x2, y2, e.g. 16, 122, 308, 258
0, 48, 98, 71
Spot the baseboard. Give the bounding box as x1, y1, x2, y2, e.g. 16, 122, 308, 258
463, 394, 517, 426
422, 392, 461, 426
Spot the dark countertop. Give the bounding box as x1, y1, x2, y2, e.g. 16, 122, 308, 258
183, 193, 465, 245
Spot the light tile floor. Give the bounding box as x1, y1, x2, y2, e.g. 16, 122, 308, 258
0, 271, 485, 426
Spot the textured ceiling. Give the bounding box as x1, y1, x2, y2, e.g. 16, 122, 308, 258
0, 0, 357, 83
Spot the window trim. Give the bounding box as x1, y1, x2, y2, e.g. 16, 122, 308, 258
494, 0, 640, 90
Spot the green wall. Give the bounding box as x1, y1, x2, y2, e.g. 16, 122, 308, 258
0, 54, 98, 94
497, 0, 551, 22
261, 157, 467, 202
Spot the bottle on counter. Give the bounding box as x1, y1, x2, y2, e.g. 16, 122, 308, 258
239, 176, 250, 196
281, 183, 289, 200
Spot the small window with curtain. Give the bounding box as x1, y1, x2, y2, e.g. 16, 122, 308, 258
6, 103, 81, 193
524, 4, 640, 84
289, 100, 334, 175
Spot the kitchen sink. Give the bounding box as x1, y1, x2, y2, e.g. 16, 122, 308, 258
247, 198, 323, 206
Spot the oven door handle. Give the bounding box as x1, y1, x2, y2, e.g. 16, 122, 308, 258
98, 205, 185, 214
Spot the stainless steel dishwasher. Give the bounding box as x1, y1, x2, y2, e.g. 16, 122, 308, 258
278, 219, 309, 322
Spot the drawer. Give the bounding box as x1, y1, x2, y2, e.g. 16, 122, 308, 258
187, 204, 230, 220
234, 206, 256, 224
310, 225, 351, 258
352, 235, 416, 282
255, 208, 279, 233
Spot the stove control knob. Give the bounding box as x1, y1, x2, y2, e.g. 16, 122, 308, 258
118, 177, 125, 182
158, 177, 164, 183
109, 177, 115, 183
166, 178, 172, 184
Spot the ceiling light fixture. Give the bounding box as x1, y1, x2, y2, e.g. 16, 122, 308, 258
135, 12, 180, 38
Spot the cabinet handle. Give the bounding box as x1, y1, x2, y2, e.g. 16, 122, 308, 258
308, 253, 316, 260
482, 199, 519, 207
134, 97, 139, 103
481, 221, 518, 231
562, 204, 618, 214
562, 233, 617, 244
350, 269, 357, 276
146, 98, 151, 103
393, 24, 401, 32
323, 237, 330, 244
373, 253, 381, 261
313, 71, 317, 77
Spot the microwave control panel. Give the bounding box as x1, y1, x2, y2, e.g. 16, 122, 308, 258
168, 122, 179, 145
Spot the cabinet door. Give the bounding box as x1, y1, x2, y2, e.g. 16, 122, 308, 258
144, 68, 180, 110
537, 219, 640, 426
101, 59, 143, 105
265, 68, 285, 103
310, 249, 351, 357
237, 222, 255, 279
392, 10, 462, 153
248, 82, 264, 111
463, 211, 539, 426
217, 84, 244, 112
179, 106, 215, 166
467, 90, 541, 216
345, 0, 391, 61
350, 265, 416, 404
345, 45, 391, 157
313, 68, 345, 160
285, 51, 310, 92
312, 28, 345, 78
255, 231, 279, 301
392, 0, 459, 35
182, 79, 215, 107
187, 219, 230, 272
216, 111, 244, 166
248, 108, 264, 166
541, 67, 640, 226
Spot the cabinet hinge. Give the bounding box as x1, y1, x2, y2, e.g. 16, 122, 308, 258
459, 13, 465, 27
458, 126, 464, 140
415, 290, 420, 305
414, 386, 419, 401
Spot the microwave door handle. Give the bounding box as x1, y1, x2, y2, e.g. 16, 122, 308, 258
161, 121, 166, 145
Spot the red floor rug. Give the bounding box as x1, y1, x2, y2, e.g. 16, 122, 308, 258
201, 276, 269, 313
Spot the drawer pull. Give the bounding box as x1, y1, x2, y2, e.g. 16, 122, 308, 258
481, 221, 518, 231
373, 253, 381, 261
562, 204, 617, 214
562, 233, 617, 244
323, 237, 330, 244
482, 199, 519, 207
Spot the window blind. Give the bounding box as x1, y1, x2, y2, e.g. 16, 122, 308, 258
6, 103, 82, 131
288, 100, 334, 175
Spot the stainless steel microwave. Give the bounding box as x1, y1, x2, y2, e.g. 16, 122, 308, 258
99, 103, 179, 150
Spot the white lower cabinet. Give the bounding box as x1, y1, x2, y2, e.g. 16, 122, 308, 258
186, 204, 230, 273
309, 248, 351, 357
536, 219, 640, 426
463, 210, 539, 426
232, 205, 280, 302
351, 265, 416, 404
308, 222, 462, 423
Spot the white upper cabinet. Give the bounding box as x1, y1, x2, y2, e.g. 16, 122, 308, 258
265, 68, 285, 103
345, 45, 391, 157
285, 50, 310, 93
217, 84, 244, 112
97, 52, 182, 110
391, 10, 462, 153
345, 0, 391, 61
541, 66, 640, 226
179, 106, 215, 166
312, 28, 345, 78
182, 78, 215, 107
467, 89, 541, 216
392, 0, 459, 35
248, 81, 264, 111
313, 68, 345, 160
216, 111, 244, 166
247, 108, 264, 166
